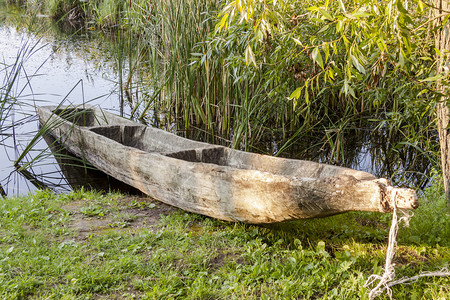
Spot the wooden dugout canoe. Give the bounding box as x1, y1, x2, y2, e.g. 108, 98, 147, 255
37, 105, 418, 224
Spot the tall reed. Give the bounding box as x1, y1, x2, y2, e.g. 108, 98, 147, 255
128, 0, 294, 150
0, 9, 104, 195
0, 36, 45, 194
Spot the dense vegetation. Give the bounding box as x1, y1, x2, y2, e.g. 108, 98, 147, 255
3, 0, 439, 163
0, 189, 448, 299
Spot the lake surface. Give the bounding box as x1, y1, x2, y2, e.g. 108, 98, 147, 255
0, 11, 435, 196
0, 17, 131, 195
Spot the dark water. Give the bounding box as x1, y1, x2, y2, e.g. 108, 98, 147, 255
0, 11, 436, 197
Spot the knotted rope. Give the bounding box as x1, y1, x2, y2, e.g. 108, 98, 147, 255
364, 189, 450, 300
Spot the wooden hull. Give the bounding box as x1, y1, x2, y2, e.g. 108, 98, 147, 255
37, 105, 418, 224
42, 133, 142, 194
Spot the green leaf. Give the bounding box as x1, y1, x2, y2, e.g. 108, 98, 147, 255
351, 55, 365, 74
396, 0, 408, 14
435, 47, 442, 57
418, 0, 425, 11
312, 47, 324, 70
443, 14, 450, 26
342, 80, 351, 96
336, 20, 343, 33
351, 11, 371, 18
254, 29, 264, 42
348, 85, 356, 98
317, 24, 330, 34
319, 8, 333, 20
398, 50, 405, 67
289, 87, 302, 100
400, 13, 413, 25
307, 6, 319, 11
420, 75, 445, 82
323, 43, 330, 62
216, 13, 229, 32
244, 45, 257, 68
327, 68, 334, 81
338, 0, 346, 12
417, 89, 429, 96
292, 37, 303, 46
310, 17, 325, 23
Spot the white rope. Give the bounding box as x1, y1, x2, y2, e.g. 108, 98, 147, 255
364, 189, 450, 300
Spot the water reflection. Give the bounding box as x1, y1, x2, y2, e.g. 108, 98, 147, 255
0, 7, 129, 196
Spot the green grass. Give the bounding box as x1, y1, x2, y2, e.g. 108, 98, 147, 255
0, 188, 448, 299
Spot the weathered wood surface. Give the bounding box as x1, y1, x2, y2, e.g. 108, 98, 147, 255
434, 0, 450, 204
37, 105, 418, 224
42, 133, 142, 194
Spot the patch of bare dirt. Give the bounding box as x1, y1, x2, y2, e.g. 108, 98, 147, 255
61, 196, 181, 240
208, 252, 247, 270
121, 196, 181, 228
354, 216, 387, 229
394, 246, 429, 266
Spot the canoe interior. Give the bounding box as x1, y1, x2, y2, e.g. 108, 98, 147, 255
42, 132, 143, 194
53, 108, 99, 127
53, 107, 377, 181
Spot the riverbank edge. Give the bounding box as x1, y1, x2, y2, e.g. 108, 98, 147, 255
6, 0, 177, 31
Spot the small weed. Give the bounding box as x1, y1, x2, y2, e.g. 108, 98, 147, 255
109, 212, 138, 228
113, 212, 137, 223
80, 204, 107, 217
128, 199, 156, 210
108, 221, 129, 228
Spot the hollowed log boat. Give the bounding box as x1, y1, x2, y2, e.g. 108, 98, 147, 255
37, 105, 418, 224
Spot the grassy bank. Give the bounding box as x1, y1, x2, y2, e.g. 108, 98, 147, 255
0, 188, 448, 299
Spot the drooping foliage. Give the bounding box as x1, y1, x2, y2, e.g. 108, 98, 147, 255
215, 1, 437, 124
194, 0, 439, 176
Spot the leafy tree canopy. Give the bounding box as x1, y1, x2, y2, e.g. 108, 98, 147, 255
215, 0, 442, 111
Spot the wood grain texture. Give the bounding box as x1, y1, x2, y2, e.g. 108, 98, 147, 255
38, 105, 418, 224
434, 0, 450, 203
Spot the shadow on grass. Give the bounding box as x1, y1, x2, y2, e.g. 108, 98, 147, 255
209, 189, 449, 251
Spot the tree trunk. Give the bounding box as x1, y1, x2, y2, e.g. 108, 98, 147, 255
434, 0, 450, 204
